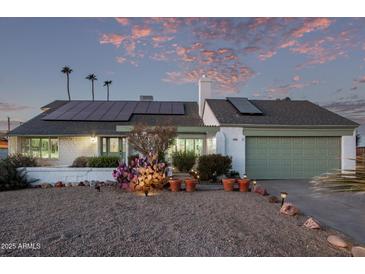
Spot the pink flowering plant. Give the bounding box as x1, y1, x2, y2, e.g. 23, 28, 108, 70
113, 153, 166, 195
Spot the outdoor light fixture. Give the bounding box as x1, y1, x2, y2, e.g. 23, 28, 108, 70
90, 136, 97, 143
280, 192, 288, 207
243, 174, 248, 179
252, 180, 257, 186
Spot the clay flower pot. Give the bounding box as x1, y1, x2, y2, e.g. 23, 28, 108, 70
237, 179, 250, 192
222, 178, 235, 191
169, 179, 181, 192
185, 178, 197, 192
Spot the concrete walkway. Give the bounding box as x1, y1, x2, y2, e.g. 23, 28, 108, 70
259, 180, 365, 244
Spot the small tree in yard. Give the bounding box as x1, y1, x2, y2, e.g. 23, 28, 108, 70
127, 123, 177, 162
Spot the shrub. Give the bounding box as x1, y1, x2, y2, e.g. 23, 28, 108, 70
6, 153, 38, 168
226, 170, 240, 178
197, 154, 232, 181
172, 150, 197, 172
113, 154, 166, 195
0, 155, 38, 191
128, 154, 140, 165
88, 156, 120, 168
71, 156, 90, 167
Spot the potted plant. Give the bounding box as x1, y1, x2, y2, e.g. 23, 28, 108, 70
185, 177, 197, 192
169, 178, 182, 192
237, 177, 250, 192
222, 178, 235, 191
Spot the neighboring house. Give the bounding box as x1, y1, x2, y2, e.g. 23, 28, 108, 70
8, 76, 358, 179
0, 133, 8, 159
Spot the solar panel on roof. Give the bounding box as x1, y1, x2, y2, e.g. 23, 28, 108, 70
57, 101, 92, 120
172, 102, 185, 114
85, 101, 113, 120
159, 102, 172, 114
43, 101, 80, 120
42, 100, 186, 121
146, 102, 160, 114
227, 97, 263, 115
99, 101, 126, 121
72, 101, 105, 120
115, 101, 137, 121
134, 101, 150, 114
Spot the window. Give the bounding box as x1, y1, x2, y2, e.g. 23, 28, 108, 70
168, 138, 204, 156
100, 137, 127, 160
21, 137, 59, 159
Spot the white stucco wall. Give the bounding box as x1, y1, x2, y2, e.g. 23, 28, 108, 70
341, 131, 356, 171
218, 127, 245, 177
202, 102, 220, 126
23, 167, 115, 184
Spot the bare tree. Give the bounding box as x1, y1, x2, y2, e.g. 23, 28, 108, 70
127, 123, 177, 161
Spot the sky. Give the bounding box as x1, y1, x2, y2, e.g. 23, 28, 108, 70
0, 17, 364, 142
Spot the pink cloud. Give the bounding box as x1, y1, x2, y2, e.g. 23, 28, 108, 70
115, 56, 127, 63
293, 75, 301, 81
115, 18, 129, 26
99, 33, 125, 47
131, 25, 152, 39
290, 18, 332, 38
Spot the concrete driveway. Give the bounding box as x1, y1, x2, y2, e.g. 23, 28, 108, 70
259, 180, 365, 244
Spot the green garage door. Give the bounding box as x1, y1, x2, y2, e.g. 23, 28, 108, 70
246, 137, 341, 179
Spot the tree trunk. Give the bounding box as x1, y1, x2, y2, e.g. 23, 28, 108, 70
107, 86, 109, 101
67, 74, 71, 101
92, 80, 95, 101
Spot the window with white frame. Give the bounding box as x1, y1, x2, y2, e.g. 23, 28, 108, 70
21, 137, 59, 159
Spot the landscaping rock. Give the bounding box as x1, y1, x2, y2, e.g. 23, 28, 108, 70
351, 246, 365, 257
78, 181, 85, 187
303, 217, 321, 229
254, 186, 269, 196
280, 203, 299, 216
55, 181, 65, 188
327, 235, 348, 248
41, 183, 53, 189
268, 195, 279, 203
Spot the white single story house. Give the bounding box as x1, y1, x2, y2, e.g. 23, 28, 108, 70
8, 76, 358, 179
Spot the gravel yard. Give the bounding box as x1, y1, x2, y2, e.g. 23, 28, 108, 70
0, 187, 350, 256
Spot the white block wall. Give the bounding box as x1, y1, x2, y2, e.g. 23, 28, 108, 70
341, 132, 356, 171
23, 167, 116, 184
218, 127, 246, 177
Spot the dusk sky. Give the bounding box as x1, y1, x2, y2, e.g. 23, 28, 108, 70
1, 17, 364, 140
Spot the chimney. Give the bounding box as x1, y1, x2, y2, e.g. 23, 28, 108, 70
198, 75, 212, 117
140, 95, 154, 101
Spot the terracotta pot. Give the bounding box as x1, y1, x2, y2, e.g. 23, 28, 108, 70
222, 178, 235, 191
185, 178, 197, 192
169, 179, 181, 192
237, 179, 250, 192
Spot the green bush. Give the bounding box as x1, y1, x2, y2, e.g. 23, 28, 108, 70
197, 154, 232, 181
72, 156, 90, 167
88, 156, 120, 167
226, 170, 240, 178
0, 155, 38, 191
172, 150, 197, 172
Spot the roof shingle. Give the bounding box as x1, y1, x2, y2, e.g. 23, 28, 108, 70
207, 99, 358, 127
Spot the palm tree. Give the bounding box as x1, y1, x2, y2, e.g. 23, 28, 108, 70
103, 80, 112, 101
61, 66, 73, 101
85, 74, 97, 101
